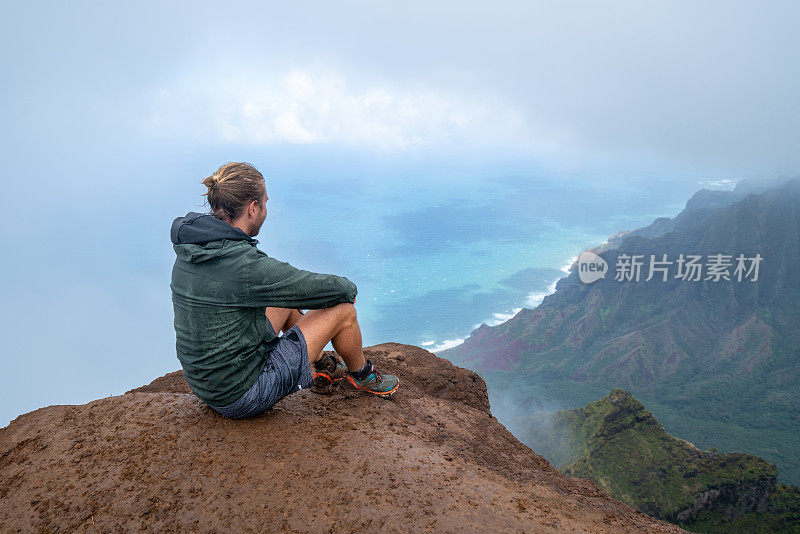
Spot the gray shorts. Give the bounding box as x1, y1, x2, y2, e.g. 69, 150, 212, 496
210, 320, 313, 419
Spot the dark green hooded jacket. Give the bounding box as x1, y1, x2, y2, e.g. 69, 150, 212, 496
170, 212, 357, 406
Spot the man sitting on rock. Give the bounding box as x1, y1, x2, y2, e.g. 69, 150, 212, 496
170, 162, 399, 419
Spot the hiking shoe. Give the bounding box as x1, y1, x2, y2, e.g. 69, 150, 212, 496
345, 359, 399, 397
311, 353, 347, 395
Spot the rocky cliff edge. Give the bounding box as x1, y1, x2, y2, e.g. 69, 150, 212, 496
0, 343, 684, 533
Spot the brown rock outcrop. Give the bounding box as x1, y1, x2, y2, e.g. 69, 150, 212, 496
1, 343, 683, 533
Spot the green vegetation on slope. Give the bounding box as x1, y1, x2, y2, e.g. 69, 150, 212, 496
681, 484, 800, 533
510, 388, 800, 532
556, 390, 776, 520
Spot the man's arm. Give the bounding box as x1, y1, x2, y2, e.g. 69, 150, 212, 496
241, 248, 357, 309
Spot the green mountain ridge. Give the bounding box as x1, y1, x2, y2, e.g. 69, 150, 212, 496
441, 176, 800, 483
508, 389, 800, 532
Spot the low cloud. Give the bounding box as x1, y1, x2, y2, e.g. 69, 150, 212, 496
140, 68, 548, 152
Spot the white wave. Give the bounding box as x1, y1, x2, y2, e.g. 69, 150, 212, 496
431, 338, 465, 352
525, 278, 560, 308
420, 340, 435, 346
487, 307, 523, 326
561, 256, 578, 274
697, 179, 737, 190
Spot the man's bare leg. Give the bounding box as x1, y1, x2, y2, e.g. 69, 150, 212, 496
294, 302, 366, 371
265, 307, 325, 363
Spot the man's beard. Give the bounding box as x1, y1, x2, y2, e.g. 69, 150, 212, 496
247, 218, 264, 237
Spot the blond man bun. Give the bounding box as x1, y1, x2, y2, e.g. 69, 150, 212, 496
201, 162, 265, 222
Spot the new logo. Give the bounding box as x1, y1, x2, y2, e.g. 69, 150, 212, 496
578, 251, 608, 284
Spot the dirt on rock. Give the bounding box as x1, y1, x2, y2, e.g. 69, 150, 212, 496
0, 343, 684, 533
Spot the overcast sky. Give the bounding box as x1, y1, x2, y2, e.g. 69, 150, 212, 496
3, 1, 799, 175
1, 1, 798, 425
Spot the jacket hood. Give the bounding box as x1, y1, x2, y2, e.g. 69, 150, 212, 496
171, 211, 258, 263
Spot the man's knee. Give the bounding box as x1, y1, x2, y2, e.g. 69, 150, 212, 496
302, 302, 356, 332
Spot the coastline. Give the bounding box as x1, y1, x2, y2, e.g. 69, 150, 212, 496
425, 189, 704, 355
429, 255, 577, 354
